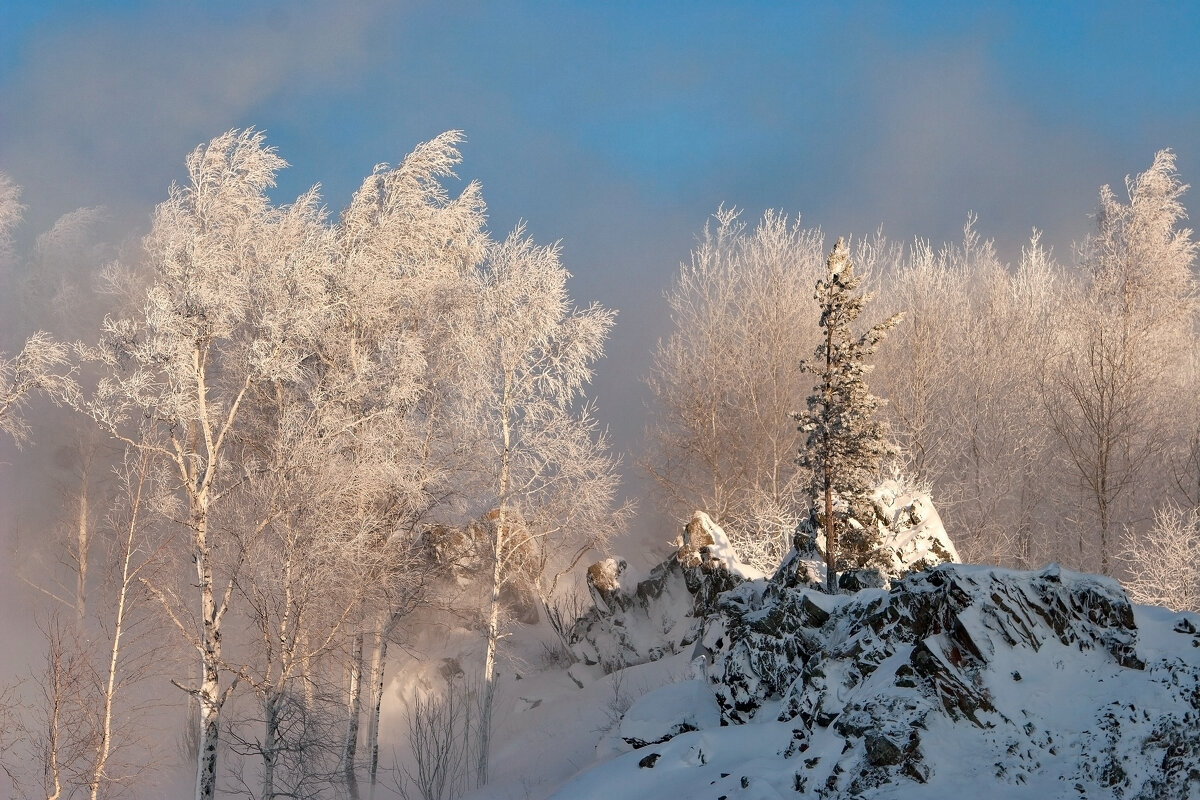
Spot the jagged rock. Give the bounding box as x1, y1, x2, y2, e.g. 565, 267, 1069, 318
586, 558, 626, 614
550, 560, 1200, 800
863, 732, 904, 767
716, 565, 1145, 724
420, 513, 544, 622
572, 512, 757, 672
838, 568, 887, 592
706, 564, 1160, 792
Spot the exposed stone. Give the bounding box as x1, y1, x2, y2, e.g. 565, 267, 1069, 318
839, 568, 887, 592
586, 558, 626, 614
864, 732, 904, 767
708, 564, 1156, 790
572, 513, 754, 672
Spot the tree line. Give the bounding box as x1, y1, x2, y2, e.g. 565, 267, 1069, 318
644, 150, 1199, 597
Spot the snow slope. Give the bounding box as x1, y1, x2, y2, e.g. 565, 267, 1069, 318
546, 566, 1200, 799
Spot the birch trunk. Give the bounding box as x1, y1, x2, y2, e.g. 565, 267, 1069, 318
195, 515, 222, 800
342, 632, 363, 800
87, 455, 144, 800
75, 469, 89, 627
478, 541, 504, 787
260, 692, 279, 800
365, 613, 395, 800
479, 370, 512, 787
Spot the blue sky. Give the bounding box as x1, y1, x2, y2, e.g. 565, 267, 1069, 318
3, 1, 1200, 535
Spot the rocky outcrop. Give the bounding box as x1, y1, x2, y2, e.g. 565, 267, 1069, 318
713, 565, 1144, 723
572, 512, 757, 672
551, 553, 1200, 800
701, 564, 1200, 797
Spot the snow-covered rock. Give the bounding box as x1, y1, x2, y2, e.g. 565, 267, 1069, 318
712, 564, 1142, 725
551, 564, 1200, 799
572, 511, 761, 672
701, 563, 1200, 797
774, 479, 958, 590
869, 478, 958, 575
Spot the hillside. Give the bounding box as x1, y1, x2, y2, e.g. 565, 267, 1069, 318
427, 514, 1200, 800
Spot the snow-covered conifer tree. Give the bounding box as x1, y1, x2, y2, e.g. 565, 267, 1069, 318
795, 238, 901, 592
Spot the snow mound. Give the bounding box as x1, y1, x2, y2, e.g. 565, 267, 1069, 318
618, 678, 721, 749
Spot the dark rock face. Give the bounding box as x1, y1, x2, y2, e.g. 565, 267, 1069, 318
863, 732, 904, 767
714, 564, 1144, 725
622, 722, 698, 750
706, 564, 1170, 794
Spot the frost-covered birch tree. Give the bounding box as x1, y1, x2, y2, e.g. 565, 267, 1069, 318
795, 238, 901, 593
1044, 150, 1197, 574
0, 332, 74, 447
0, 173, 76, 447
324, 132, 486, 800
877, 223, 1060, 567
1120, 503, 1200, 612
471, 228, 623, 784
77, 129, 331, 800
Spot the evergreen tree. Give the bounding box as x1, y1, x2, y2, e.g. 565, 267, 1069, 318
795, 238, 901, 592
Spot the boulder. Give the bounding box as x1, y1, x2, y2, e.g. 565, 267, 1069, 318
774, 479, 958, 590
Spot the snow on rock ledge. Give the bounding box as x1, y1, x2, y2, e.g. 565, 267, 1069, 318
618, 679, 721, 749
870, 479, 958, 576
